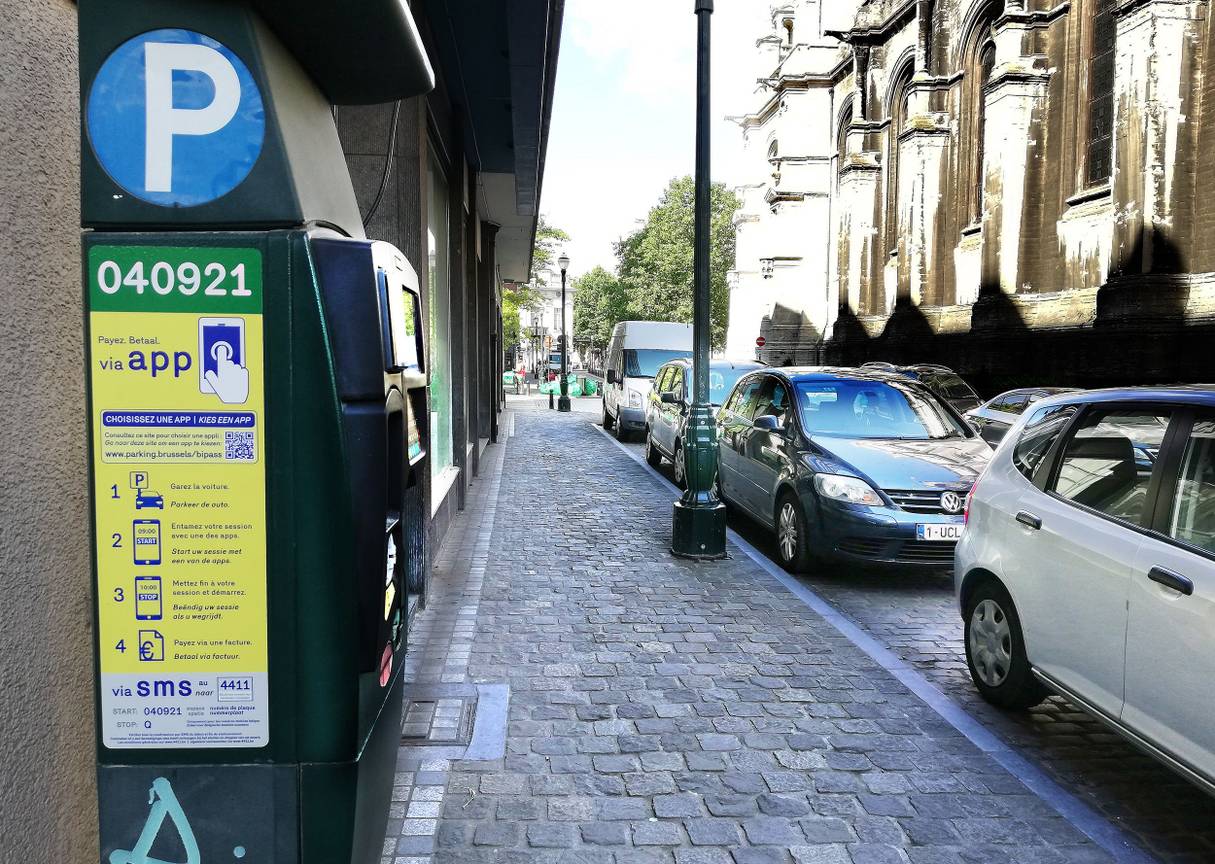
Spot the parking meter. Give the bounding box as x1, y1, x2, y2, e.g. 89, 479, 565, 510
79, 2, 433, 862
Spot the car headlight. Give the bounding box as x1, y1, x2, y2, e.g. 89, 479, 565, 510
628, 390, 644, 408
814, 474, 883, 506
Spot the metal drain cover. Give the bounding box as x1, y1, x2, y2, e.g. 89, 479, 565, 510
401, 696, 474, 745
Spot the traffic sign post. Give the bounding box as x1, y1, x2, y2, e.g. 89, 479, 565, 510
80, 3, 434, 862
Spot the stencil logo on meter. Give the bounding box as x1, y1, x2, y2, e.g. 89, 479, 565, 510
87, 29, 265, 207
200, 318, 250, 405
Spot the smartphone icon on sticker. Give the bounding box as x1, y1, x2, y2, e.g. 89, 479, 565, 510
198, 317, 246, 395
135, 576, 163, 621
132, 519, 161, 565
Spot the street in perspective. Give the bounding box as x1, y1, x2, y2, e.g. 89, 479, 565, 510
5, 1, 1215, 864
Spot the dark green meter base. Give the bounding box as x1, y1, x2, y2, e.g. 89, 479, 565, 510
671, 502, 728, 560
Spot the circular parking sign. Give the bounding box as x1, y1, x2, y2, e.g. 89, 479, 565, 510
86, 29, 265, 207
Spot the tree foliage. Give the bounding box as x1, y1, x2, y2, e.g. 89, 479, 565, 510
531, 216, 571, 290
503, 216, 570, 354
612, 177, 739, 351
573, 266, 629, 350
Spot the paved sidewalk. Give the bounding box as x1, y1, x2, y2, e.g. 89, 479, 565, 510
385, 407, 1115, 864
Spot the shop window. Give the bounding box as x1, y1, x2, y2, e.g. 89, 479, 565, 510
427, 152, 453, 481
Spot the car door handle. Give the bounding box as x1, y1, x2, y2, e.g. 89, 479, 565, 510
1148, 566, 1194, 596
1016, 511, 1042, 530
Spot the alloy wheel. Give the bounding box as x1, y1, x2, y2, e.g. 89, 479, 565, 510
778, 501, 799, 563
673, 444, 685, 487
969, 599, 1013, 687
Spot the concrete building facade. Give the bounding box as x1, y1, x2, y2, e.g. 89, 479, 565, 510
734, 0, 1215, 392
727, 1, 864, 364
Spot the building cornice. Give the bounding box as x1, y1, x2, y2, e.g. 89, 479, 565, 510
825, 0, 918, 45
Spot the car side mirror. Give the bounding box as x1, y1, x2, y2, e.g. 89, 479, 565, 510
660, 391, 679, 404
754, 414, 784, 433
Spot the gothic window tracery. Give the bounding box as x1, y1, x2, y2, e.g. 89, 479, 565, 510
1086, 0, 1116, 185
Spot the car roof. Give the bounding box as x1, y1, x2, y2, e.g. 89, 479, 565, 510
1034, 385, 1215, 408
862, 362, 958, 375
661, 358, 765, 370
745, 366, 925, 385
990, 386, 1079, 399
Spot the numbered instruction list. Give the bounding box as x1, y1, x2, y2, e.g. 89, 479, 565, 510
88, 244, 269, 749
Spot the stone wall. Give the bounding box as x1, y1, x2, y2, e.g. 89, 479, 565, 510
0, 2, 100, 861
823, 0, 1215, 390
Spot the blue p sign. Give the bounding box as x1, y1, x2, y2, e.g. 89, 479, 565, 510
86, 29, 265, 207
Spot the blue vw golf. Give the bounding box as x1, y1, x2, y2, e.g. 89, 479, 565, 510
715, 367, 992, 572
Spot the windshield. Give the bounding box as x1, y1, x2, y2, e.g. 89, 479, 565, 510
912, 371, 978, 401
624, 349, 692, 378
795, 380, 970, 440
708, 367, 751, 405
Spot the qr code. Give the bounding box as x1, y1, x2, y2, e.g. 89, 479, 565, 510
224, 431, 256, 462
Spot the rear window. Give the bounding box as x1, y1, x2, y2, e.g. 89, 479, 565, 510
708, 367, 752, 406
1013, 404, 1079, 481
989, 392, 1030, 415
624, 349, 691, 378
916, 372, 978, 401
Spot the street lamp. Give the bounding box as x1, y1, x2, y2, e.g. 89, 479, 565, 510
557, 254, 571, 412
672, 0, 727, 559
530, 321, 543, 383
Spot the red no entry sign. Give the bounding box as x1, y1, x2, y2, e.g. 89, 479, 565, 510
755, 336, 766, 348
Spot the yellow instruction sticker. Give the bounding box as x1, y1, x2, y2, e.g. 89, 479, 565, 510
89, 245, 269, 749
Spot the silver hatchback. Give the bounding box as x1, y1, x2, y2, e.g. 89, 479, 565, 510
956, 387, 1215, 796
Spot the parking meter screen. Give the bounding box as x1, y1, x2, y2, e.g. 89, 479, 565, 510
401, 291, 421, 370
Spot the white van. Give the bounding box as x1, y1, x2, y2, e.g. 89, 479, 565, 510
601, 321, 693, 439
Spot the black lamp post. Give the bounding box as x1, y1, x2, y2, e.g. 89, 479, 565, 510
557, 254, 571, 413
530, 321, 543, 383
671, 0, 727, 559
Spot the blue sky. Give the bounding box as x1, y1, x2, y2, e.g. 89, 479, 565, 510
538, 0, 764, 281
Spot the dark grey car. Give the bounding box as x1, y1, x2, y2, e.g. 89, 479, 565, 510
862, 363, 984, 413
965, 387, 1079, 446
716, 367, 991, 572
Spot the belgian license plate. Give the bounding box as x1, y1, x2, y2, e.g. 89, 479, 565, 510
917, 523, 964, 542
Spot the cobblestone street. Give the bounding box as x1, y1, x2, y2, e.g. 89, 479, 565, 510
626, 413, 1215, 864
378, 402, 1179, 864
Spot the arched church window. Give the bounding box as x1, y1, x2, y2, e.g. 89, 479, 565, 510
1086, 0, 1116, 184
884, 62, 915, 256
973, 40, 996, 217
836, 103, 853, 171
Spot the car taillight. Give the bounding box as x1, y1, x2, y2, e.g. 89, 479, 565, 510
964, 483, 977, 525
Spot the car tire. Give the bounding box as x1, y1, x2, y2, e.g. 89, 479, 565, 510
775, 492, 814, 574
963, 579, 1047, 710
602, 401, 615, 430
644, 430, 663, 467
614, 410, 630, 441
672, 441, 686, 489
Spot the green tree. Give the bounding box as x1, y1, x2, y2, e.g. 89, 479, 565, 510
573, 266, 629, 351
530, 215, 571, 289
501, 282, 541, 355
614, 176, 739, 351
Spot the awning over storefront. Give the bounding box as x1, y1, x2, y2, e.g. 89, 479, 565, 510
424, 0, 565, 283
